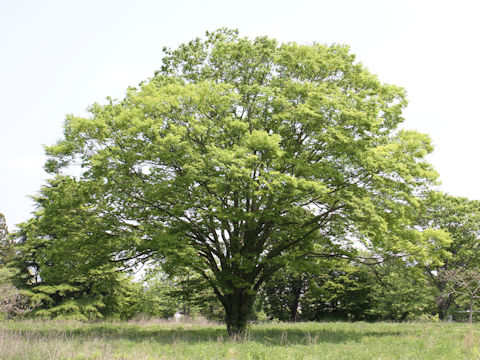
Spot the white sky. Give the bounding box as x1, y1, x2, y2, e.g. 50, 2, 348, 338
1, 0, 479, 229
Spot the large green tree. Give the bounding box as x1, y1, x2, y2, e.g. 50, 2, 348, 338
44, 29, 445, 335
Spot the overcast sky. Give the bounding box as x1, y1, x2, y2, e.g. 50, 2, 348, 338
1, 0, 479, 229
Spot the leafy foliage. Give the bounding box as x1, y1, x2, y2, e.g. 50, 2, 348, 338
137, 267, 224, 320
367, 259, 436, 320
0, 213, 15, 267
439, 269, 480, 323
42, 29, 445, 334
418, 192, 480, 318
261, 257, 438, 322
304, 262, 376, 321
0, 267, 30, 319
11, 177, 141, 320
261, 269, 310, 322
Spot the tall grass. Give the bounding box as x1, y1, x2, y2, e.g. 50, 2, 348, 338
1, 320, 480, 359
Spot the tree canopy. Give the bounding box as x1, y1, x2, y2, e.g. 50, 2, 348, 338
42, 29, 447, 334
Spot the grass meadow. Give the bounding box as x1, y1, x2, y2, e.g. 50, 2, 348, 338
1, 320, 480, 359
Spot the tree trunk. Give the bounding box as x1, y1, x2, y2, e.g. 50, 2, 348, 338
437, 294, 452, 320
289, 294, 300, 322
224, 289, 256, 337
289, 281, 303, 322
469, 297, 474, 324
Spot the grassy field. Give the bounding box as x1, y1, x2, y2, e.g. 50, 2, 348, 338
1, 320, 480, 359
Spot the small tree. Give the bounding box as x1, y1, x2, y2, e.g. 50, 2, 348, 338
0, 213, 15, 267
440, 269, 480, 324
11, 177, 140, 320
0, 268, 30, 319
418, 193, 480, 319
368, 259, 436, 321
0, 213, 7, 239
137, 271, 179, 319
261, 268, 309, 322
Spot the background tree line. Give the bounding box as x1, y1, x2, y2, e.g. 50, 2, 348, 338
2, 191, 480, 323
